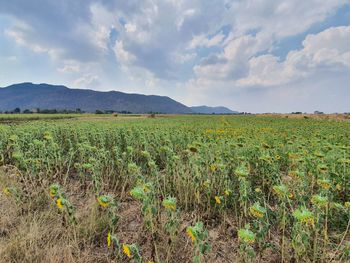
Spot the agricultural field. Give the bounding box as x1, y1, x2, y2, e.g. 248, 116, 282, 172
0, 115, 349, 263
0, 113, 82, 123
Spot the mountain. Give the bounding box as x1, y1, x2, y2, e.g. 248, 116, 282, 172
0, 83, 193, 114
190, 105, 238, 114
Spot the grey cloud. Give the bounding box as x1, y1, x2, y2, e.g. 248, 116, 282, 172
0, 1, 97, 61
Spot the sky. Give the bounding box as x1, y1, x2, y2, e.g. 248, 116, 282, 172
0, 0, 350, 113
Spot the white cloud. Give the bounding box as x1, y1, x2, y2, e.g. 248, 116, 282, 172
113, 41, 136, 64
172, 52, 196, 63
238, 26, 350, 86
225, 0, 348, 38
193, 33, 271, 81
4, 25, 62, 58
188, 32, 225, 49
73, 74, 99, 87
190, 26, 350, 89
125, 23, 137, 33
176, 8, 196, 30
57, 60, 81, 73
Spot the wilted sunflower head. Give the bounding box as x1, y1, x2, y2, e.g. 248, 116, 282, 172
49, 184, 60, 198
249, 202, 266, 219
317, 164, 328, 173
238, 226, 256, 244
235, 165, 249, 177
293, 207, 314, 227
97, 195, 113, 208
162, 197, 177, 211
186, 222, 205, 243
317, 179, 332, 190
273, 184, 290, 199
311, 195, 328, 208
130, 186, 146, 200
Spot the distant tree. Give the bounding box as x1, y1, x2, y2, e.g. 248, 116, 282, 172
95, 110, 104, 114
23, 109, 32, 114
13, 108, 21, 114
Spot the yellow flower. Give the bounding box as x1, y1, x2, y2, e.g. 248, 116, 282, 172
107, 232, 111, 247
122, 244, 132, 258
186, 228, 196, 242
3, 187, 11, 196
210, 164, 217, 172
56, 198, 63, 209
255, 188, 261, 193
224, 190, 230, 196
215, 196, 221, 205
336, 184, 342, 191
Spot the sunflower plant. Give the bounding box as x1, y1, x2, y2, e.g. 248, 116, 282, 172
186, 222, 211, 263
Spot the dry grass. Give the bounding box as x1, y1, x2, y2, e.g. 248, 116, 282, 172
260, 113, 350, 122
0, 166, 283, 263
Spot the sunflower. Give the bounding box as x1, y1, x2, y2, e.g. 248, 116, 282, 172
238, 228, 256, 244
311, 195, 328, 208
97, 195, 112, 208
122, 244, 132, 258
186, 227, 197, 243
273, 184, 290, 199
56, 198, 64, 209
293, 207, 314, 227
162, 197, 177, 211
317, 179, 331, 190
214, 196, 222, 205
49, 184, 61, 198
249, 203, 266, 219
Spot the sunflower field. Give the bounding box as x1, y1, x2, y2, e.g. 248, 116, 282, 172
0, 115, 349, 262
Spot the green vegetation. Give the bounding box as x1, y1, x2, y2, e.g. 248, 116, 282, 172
0, 115, 349, 262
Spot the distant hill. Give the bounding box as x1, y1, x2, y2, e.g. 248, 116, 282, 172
0, 83, 193, 114
190, 105, 238, 114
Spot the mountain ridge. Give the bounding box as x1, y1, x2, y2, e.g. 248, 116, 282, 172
0, 83, 236, 114
190, 105, 238, 114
